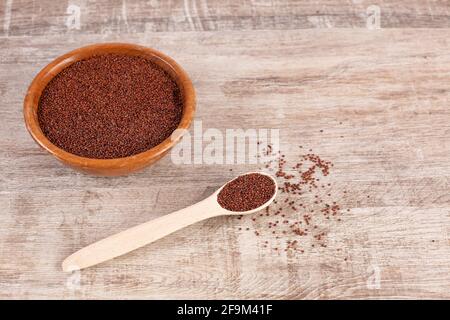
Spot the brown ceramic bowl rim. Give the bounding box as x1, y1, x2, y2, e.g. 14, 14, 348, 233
23, 43, 195, 170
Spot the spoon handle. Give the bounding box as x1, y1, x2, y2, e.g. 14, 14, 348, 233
62, 199, 218, 271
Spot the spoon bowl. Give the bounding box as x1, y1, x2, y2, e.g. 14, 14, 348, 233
214, 171, 278, 215
62, 172, 277, 272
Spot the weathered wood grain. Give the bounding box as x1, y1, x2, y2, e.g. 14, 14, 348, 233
1, 0, 450, 38
0, 1, 450, 300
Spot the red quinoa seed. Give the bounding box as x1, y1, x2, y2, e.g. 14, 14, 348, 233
218, 173, 275, 212
38, 54, 183, 159
235, 144, 346, 254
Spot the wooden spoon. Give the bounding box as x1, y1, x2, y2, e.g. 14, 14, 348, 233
62, 172, 277, 272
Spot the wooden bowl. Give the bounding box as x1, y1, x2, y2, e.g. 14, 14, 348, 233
23, 43, 195, 176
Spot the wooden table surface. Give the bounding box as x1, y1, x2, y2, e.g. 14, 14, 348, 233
1, 0, 449, 299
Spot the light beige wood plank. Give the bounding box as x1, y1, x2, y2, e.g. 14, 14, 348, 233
1, 0, 450, 38
0, 27, 449, 299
